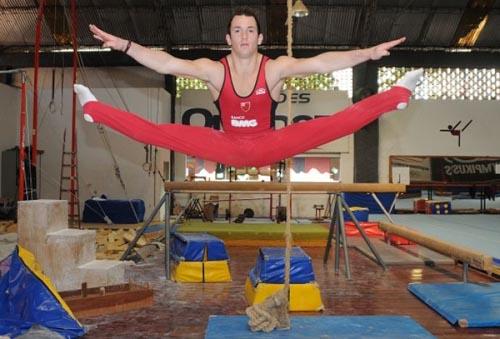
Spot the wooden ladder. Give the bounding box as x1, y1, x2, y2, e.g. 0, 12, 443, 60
59, 130, 81, 228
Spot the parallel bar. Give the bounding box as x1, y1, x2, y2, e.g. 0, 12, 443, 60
379, 222, 494, 273
164, 182, 405, 193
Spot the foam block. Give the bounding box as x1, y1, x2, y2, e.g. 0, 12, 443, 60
79, 260, 128, 289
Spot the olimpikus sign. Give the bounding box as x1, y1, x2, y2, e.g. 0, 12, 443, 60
430, 157, 500, 182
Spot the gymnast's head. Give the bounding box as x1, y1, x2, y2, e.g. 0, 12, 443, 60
226, 7, 263, 53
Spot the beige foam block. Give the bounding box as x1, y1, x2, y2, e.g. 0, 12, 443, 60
79, 259, 128, 288
45, 229, 96, 268
39, 229, 96, 291
17, 200, 68, 251
51, 267, 83, 292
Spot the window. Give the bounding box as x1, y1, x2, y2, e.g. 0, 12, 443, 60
186, 156, 340, 183
176, 68, 353, 98
379, 67, 498, 101
291, 157, 340, 182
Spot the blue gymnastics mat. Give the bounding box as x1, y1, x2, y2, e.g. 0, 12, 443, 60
205, 315, 434, 338
408, 282, 500, 328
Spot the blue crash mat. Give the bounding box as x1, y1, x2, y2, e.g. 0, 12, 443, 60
249, 247, 315, 285
82, 198, 145, 223
408, 282, 500, 327
343, 192, 396, 214
171, 233, 229, 261
205, 315, 434, 339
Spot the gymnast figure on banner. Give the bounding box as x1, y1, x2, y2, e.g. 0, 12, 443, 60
75, 7, 423, 168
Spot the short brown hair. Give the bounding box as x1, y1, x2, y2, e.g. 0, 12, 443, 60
227, 7, 261, 34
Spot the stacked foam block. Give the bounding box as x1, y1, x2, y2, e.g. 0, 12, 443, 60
170, 233, 231, 282
413, 199, 427, 213
425, 200, 451, 214
17, 200, 127, 291
245, 247, 323, 311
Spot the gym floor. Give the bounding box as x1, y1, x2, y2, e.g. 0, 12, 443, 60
81, 246, 500, 338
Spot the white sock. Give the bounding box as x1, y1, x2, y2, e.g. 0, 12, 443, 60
395, 68, 424, 92
394, 68, 423, 109
74, 84, 97, 122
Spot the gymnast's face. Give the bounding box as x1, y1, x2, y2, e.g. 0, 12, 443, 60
226, 15, 263, 57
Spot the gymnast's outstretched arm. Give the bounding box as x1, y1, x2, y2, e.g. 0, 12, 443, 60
265, 38, 406, 95
89, 25, 223, 88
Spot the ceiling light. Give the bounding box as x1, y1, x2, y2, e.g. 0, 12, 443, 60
292, 0, 309, 18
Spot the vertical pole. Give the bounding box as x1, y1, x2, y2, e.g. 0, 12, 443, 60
32, 0, 45, 166
337, 195, 351, 280
334, 198, 341, 273
323, 193, 337, 264
18, 74, 27, 201
269, 193, 273, 220
165, 191, 172, 279
228, 193, 232, 223
462, 262, 469, 283
70, 0, 79, 222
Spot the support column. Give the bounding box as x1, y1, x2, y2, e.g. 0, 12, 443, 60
353, 63, 379, 183
164, 74, 176, 182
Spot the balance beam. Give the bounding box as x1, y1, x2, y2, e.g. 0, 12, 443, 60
164, 182, 406, 193
379, 222, 494, 274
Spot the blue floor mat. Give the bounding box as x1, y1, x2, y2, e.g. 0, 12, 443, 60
205, 315, 434, 338
408, 282, 500, 327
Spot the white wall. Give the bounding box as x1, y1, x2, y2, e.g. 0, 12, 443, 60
379, 99, 500, 182
5, 67, 170, 216
0, 83, 21, 195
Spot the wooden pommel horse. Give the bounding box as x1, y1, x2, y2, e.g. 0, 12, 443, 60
123, 182, 406, 280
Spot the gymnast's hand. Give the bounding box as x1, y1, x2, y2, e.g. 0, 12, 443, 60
368, 37, 406, 60
89, 24, 129, 52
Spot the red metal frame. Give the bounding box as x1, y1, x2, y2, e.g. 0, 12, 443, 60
18, 77, 27, 201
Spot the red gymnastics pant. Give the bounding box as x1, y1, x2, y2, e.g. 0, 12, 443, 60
82, 86, 410, 168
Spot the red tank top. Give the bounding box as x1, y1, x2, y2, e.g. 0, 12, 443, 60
215, 55, 278, 134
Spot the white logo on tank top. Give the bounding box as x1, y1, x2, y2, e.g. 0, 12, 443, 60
255, 88, 266, 95
231, 115, 258, 128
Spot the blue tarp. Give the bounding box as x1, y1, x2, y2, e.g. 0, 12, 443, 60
343, 192, 396, 214
0, 247, 86, 338
82, 198, 145, 224
343, 208, 369, 222
171, 233, 229, 261
408, 282, 500, 327
205, 315, 435, 338
249, 247, 315, 285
